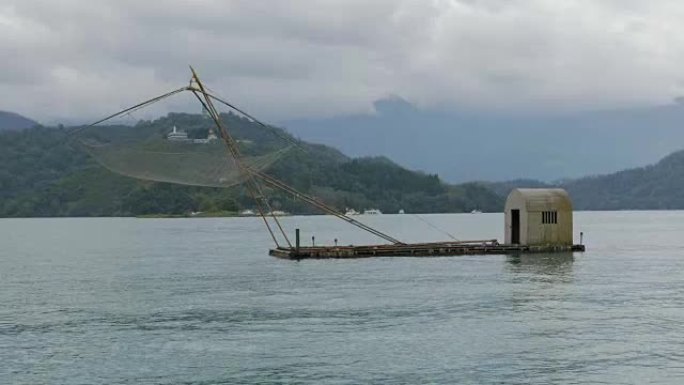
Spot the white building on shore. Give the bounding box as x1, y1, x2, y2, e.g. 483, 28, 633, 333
167, 126, 189, 141
167, 126, 218, 144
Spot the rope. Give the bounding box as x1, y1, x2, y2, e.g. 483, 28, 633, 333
67, 87, 190, 136
189, 89, 283, 247
189, 71, 293, 248
188, 73, 401, 245
200, 89, 305, 152
254, 169, 404, 245
412, 214, 459, 241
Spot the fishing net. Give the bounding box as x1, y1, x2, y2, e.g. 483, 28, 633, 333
80, 138, 289, 188
70, 80, 401, 245
66, 83, 296, 190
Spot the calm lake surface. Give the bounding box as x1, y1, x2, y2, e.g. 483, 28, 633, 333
3, 212, 684, 384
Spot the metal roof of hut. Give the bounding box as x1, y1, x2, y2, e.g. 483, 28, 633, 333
507, 188, 573, 212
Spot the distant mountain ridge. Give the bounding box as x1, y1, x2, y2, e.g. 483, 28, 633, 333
0, 111, 37, 131
283, 98, 684, 183
563, 149, 684, 210
5, 109, 684, 215
486, 149, 684, 210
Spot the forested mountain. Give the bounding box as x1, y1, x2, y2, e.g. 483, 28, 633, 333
0, 111, 37, 131
487, 150, 684, 210
0, 113, 501, 217
563, 150, 684, 210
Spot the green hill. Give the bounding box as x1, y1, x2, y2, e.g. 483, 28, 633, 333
563, 150, 684, 210
0, 113, 501, 217
486, 150, 684, 210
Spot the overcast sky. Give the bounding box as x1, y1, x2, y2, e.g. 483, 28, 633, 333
2, 0, 684, 123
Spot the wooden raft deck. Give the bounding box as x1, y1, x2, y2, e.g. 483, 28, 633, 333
269, 241, 586, 260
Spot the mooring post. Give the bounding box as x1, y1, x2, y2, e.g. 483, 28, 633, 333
295, 228, 300, 252
580, 232, 584, 245
312, 236, 315, 247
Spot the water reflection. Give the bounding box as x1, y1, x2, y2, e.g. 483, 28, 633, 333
503, 253, 577, 317
506, 252, 575, 279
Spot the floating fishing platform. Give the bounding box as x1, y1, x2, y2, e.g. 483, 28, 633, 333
85, 69, 590, 261
270, 240, 585, 260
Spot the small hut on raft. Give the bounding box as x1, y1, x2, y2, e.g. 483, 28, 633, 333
504, 188, 574, 246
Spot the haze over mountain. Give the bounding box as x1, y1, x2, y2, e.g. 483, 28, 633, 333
0, 111, 37, 131
284, 98, 684, 183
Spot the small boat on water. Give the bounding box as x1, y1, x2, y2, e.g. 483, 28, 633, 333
344, 208, 360, 216
363, 208, 382, 215
266, 210, 289, 216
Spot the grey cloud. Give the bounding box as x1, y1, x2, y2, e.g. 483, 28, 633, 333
1, 0, 683, 123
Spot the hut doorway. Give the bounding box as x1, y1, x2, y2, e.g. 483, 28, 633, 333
511, 209, 520, 244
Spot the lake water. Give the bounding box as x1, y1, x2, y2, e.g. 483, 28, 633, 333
2, 212, 684, 384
